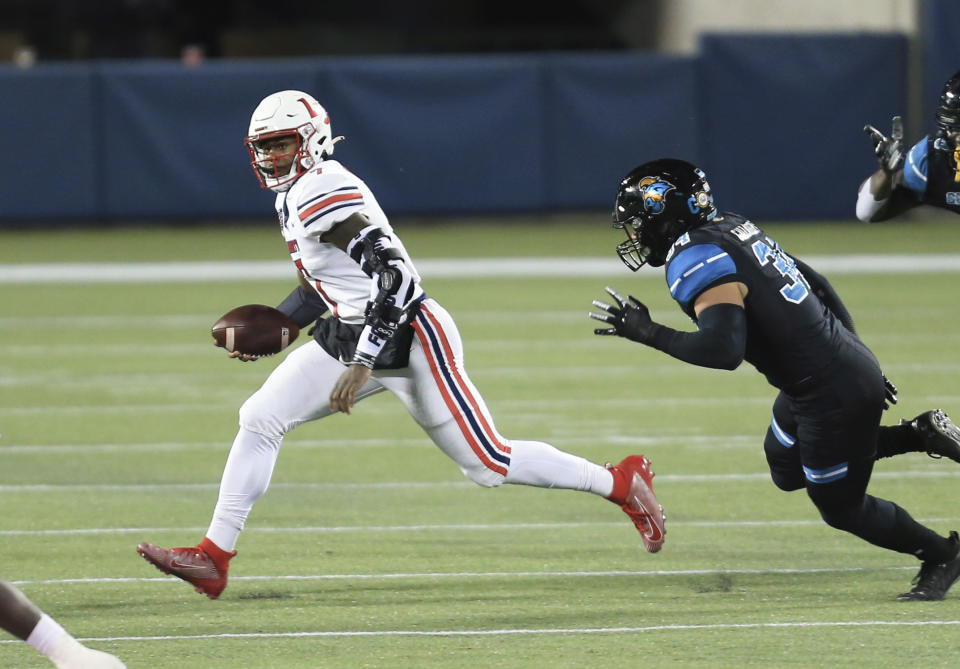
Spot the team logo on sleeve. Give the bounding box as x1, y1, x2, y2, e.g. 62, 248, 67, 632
638, 177, 675, 214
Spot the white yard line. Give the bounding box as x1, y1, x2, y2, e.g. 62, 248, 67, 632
7, 565, 921, 589
1, 254, 960, 284
1, 469, 958, 494
2, 517, 958, 537
4, 616, 960, 644
0, 434, 760, 455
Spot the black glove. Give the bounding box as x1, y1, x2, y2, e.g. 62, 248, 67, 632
882, 373, 898, 410
864, 115, 904, 174
589, 286, 659, 344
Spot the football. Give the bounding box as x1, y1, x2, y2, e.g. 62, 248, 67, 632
211, 304, 300, 356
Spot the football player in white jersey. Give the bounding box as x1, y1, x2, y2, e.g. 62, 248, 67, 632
136, 90, 666, 599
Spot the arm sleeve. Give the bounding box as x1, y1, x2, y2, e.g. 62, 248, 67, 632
791, 257, 856, 335
855, 177, 887, 222
276, 284, 329, 328
646, 303, 747, 370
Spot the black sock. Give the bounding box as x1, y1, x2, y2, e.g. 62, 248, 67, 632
875, 423, 923, 460
822, 496, 956, 563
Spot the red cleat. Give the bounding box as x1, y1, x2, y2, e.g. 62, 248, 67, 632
607, 455, 666, 553
137, 541, 235, 599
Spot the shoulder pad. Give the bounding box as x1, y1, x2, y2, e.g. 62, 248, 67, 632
294, 166, 366, 233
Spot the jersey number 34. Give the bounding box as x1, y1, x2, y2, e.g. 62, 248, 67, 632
750, 239, 809, 304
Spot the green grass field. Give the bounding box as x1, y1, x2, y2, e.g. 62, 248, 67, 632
2, 216, 960, 668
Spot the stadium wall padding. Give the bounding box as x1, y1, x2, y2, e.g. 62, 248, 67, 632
698, 34, 907, 221
924, 0, 960, 125
0, 35, 914, 222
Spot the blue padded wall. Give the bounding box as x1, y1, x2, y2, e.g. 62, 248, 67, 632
698, 34, 907, 221
0, 37, 923, 223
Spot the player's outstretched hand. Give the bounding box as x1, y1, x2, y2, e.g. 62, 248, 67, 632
863, 115, 904, 174
589, 286, 658, 344
881, 373, 899, 410
330, 364, 372, 415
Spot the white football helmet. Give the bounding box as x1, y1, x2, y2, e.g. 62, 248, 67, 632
244, 90, 343, 192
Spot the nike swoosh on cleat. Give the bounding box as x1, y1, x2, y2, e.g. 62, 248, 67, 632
630, 499, 664, 541
169, 560, 213, 573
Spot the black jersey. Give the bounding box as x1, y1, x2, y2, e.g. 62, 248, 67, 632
902, 135, 960, 214
662, 213, 852, 391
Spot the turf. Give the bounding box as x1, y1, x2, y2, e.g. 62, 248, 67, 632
1, 216, 960, 667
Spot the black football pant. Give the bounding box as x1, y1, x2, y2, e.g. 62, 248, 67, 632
763, 338, 956, 563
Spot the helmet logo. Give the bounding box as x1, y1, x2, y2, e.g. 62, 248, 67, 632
638, 177, 675, 215
688, 190, 712, 214
297, 97, 318, 118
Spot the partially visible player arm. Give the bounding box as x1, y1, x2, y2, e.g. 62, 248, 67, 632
790, 257, 856, 335
322, 213, 417, 368
276, 274, 329, 327
790, 257, 897, 407
322, 213, 418, 413
857, 121, 923, 222
591, 282, 747, 370
856, 172, 919, 222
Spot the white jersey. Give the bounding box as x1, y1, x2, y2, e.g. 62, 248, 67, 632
274, 160, 422, 324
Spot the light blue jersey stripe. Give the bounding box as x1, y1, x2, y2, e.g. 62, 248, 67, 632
666, 244, 737, 306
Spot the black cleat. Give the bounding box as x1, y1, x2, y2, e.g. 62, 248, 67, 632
898, 532, 960, 601
900, 409, 960, 464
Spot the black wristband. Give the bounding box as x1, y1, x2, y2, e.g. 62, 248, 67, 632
350, 350, 377, 369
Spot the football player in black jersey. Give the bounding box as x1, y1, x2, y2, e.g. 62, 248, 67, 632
591, 158, 960, 601
857, 69, 960, 221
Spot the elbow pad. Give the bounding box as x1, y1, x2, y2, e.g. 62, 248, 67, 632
346, 225, 416, 307
649, 303, 746, 370
346, 225, 418, 367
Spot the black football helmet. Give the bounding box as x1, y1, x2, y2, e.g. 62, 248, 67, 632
612, 158, 717, 270
935, 70, 960, 136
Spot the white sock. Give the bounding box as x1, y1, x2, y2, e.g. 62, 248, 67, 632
206, 427, 282, 551
26, 614, 67, 657
503, 440, 615, 497
26, 614, 126, 668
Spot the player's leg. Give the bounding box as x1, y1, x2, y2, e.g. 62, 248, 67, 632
138, 340, 384, 597
797, 350, 960, 598
876, 409, 960, 463
208, 340, 383, 548
379, 299, 665, 551
763, 391, 805, 492
1, 579, 125, 667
